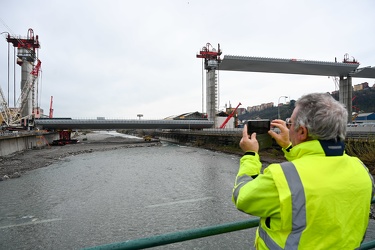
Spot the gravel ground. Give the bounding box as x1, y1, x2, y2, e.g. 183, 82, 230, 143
0, 132, 160, 180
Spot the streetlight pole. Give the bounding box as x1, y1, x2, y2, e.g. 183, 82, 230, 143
278, 96, 288, 119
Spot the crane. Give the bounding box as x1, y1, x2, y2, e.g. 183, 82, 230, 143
4, 28, 41, 128
0, 86, 12, 126
0, 59, 41, 127
219, 102, 241, 129
49, 96, 54, 118
196, 43, 222, 70
352, 96, 360, 113
196, 43, 222, 124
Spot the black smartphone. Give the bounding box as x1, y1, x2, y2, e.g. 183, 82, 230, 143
247, 120, 270, 135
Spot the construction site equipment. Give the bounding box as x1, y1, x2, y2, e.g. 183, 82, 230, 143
49, 96, 54, 118
197, 43, 222, 125
1, 28, 42, 128
0, 60, 41, 126
219, 102, 241, 129
196, 43, 222, 70
343, 53, 359, 64
143, 135, 152, 141
0, 85, 12, 126
52, 130, 78, 146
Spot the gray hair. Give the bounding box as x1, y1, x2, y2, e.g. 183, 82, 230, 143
294, 93, 347, 141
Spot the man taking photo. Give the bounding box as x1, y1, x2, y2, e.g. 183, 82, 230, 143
232, 92, 374, 249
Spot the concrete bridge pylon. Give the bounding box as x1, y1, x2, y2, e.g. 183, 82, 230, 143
339, 76, 353, 123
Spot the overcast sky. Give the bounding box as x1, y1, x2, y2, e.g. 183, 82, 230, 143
1, 0, 374, 119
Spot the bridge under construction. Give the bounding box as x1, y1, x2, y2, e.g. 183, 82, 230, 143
197, 43, 375, 126
1, 31, 375, 132
34, 118, 214, 130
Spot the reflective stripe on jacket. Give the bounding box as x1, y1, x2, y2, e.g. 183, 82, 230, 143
232, 140, 375, 250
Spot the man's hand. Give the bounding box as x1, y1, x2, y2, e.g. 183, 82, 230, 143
268, 119, 291, 148
240, 125, 259, 153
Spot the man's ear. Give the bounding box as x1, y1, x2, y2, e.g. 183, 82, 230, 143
297, 126, 308, 142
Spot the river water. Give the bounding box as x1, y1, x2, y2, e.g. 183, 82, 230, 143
0, 135, 256, 250
1, 132, 374, 250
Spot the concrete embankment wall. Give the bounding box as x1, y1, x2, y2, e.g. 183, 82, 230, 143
0, 132, 59, 157
158, 132, 241, 147
155, 130, 273, 149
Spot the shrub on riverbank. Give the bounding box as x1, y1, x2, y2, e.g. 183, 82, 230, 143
345, 139, 375, 174
194, 138, 375, 174
125, 130, 375, 174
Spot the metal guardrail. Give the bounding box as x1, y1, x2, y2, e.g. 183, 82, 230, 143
83, 199, 375, 250
346, 132, 375, 140
347, 125, 375, 139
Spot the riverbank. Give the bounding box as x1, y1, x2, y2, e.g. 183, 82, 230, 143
0, 131, 160, 181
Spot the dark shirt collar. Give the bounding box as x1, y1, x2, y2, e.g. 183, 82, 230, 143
318, 139, 345, 156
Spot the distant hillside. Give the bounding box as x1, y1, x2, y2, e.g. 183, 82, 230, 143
238, 88, 375, 122
331, 88, 375, 113
238, 102, 295, 122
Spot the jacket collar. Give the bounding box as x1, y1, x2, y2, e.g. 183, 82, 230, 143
318, 139, 345, 156
291, 139, 345, 158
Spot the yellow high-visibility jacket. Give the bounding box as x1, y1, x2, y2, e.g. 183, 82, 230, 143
232, 139, 375, 250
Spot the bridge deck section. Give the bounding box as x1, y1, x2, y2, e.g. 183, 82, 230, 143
219, 55, 375, 78
219, 55, 359, 76
34, 119, 214, 130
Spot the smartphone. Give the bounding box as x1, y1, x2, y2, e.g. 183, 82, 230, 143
247, 120, 270, 135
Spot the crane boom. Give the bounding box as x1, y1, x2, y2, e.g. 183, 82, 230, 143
0, 86, 12, 126
219, 102, 241, 128
49, 96, 54, 118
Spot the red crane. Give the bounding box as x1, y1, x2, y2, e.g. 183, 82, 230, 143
196, 43, 222, 60
196, 43, 222, 70
220, 102, 241, 128
7, 28, 40, 67
30, 59, 42, 76
49, 96, 54, 118
6, 28, 40, 50
352, 96, 360, 112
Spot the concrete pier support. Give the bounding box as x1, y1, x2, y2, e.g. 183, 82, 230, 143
20, 61, 33, 118
206, 70, 218, 126
339, 76, 352, 123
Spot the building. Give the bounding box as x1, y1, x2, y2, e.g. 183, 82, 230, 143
164, 111, 207, 120
354, 112, 375, 123
247, 102, 274, 112
353, 82, 369, 91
